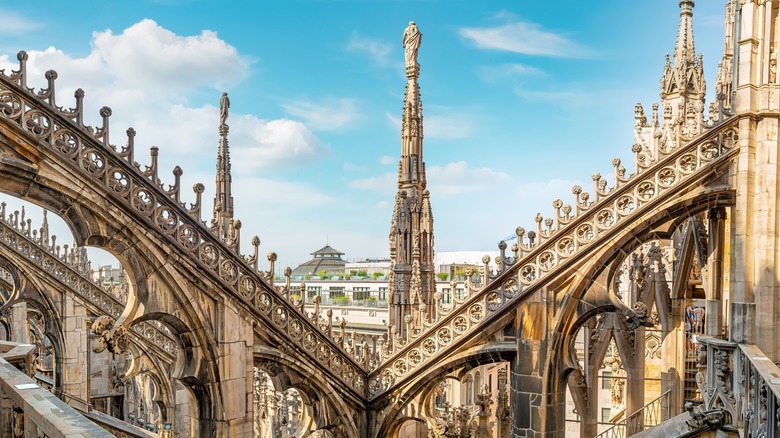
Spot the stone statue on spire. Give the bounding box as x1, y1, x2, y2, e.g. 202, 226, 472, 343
402, 21, 422, 70
220, 92, 230, 126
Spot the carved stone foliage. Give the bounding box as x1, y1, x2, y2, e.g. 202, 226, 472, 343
698, 338, 737, 425
91, 315, 129, 354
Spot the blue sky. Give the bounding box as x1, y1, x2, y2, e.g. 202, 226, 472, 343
0, 1, 727, 271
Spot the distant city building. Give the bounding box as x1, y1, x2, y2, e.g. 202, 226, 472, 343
290, 245, 346, 278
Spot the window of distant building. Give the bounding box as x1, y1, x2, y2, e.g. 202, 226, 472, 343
329, 287, 345, 299
602, 371, 612, 390
378, 287, 388, 302
455, 288, 466, 301
353, 287, 370, 301
307, 286, 322, 300
601, 408, 611, 423
442, 288, 452, 304
465, 375, 474, 405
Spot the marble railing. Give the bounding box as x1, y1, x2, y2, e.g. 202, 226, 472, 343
0, 52, 367, 394
0, 207, 177, 360
0, 340, 114, 437
368, 112, 738, 398
697, 336, 780, 435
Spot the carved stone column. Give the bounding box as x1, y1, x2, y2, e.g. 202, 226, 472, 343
9, 302, 27, 344
61, 293, 89, 405
731, 0, 780, 360
706, 207, 726, 337
510, 289, 560, 438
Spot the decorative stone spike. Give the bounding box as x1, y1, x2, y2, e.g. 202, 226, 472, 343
251, 236, 261, 271
169, 166, 183, 204
74, 89, 85, 126
122, 128, 136, 165
232, 220, 241, 254
283, 266, 291, 293
16, 51, 28, 90
298, 282, 306, 313
98, 106, 112, 146
267, 252, 277, 286
190, 183, 205, 223
145, 147, 160, 185
42, 70, 57, 106
312, 295, 320, 324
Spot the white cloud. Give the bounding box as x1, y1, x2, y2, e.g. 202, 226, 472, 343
425, 114, 474, 140
283, 98, 359, 131
427, 162, 511, 195
460, 21, 593, 58
513, 86, 592, 108
346, 33, 393, 66
479, 63, 545, 83
0, 10, 42, 35
1, 19, 249, 106
385, 112, 401, 131
379, 155, 395, 165
350, 162, 511, 197
349, 172, 396, 194
233, 117, 327, 172
93, 19, 247, 90
0, 19, 328, 178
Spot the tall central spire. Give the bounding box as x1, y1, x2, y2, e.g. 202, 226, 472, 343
389, 21, 436, 340
213, 92, 237, 245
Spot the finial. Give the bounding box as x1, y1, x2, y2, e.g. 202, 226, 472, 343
98, 106, 112, 146
123, 127, 136, 165
402, 21, 422, 77
16, 51, 28, 90
190, 183, 205, 223
220, 92, 230, 127
42, 70, 57, 106
251, 236, 261, 270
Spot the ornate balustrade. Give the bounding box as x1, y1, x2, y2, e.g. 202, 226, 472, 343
368, 111, 738, 398
696, 336, 780, 436
0, 341, 114, 437
735, 343, 780, 437
0, 52, 367, 395
0, 205, 177, 360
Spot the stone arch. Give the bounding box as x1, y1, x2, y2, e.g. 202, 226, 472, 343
548, 189, 732, 374
541, 189, 734, 435
0, 78, 241, 437
0, 255, 65, 388
254, 346, 361, 438
130, 311, 215, 435
372, 342, 515, 438
386, 417, 428, 438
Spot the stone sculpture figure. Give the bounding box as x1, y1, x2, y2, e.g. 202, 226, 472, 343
220, 92, 230, 126
402, 21, 422, 69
